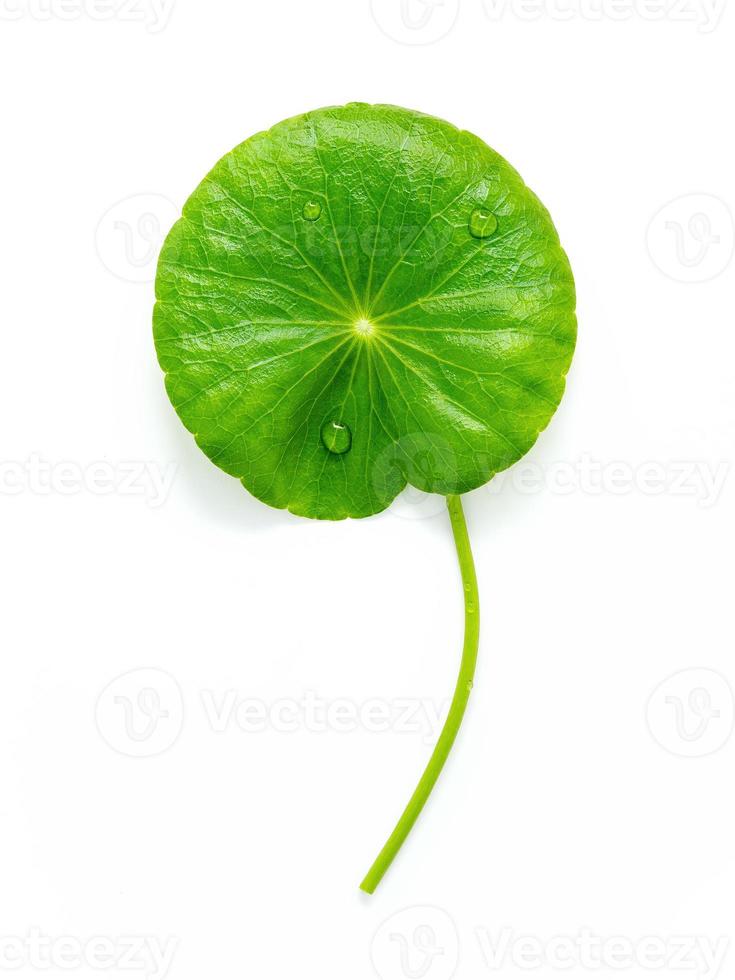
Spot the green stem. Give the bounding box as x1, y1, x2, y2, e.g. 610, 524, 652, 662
359, 493, 480, 893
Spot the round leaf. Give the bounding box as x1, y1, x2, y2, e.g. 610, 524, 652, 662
154, 103, 576, 519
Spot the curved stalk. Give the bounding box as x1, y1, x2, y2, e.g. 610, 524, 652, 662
359, 493, 480, 893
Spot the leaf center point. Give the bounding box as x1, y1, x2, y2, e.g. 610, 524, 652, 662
354, 317, 376, 339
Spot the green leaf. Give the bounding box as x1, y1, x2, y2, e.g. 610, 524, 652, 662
154, 103, 576, 519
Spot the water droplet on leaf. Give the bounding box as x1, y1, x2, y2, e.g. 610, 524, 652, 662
468, 208, 498, 239
302, 200, 322, 221
321, 419, 352, 455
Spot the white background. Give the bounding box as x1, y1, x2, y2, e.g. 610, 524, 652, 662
1, 2, 734, 979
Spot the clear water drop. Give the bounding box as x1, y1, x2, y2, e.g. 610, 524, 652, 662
302, 200, 322, 221
468, 208, 498, 239
321, 419, 352, 455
